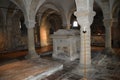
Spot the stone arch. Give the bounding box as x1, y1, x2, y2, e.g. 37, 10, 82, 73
40, 8, 62, 30
10, 0, 46, 28
112, 8, 120, 48
6, 1, 20, 25
36, 8, 62, 47
35, 2, 63, 47
60, 1, 76, 29
46, 12, 62, 31
5, 2, 28, 50
37, 1, 74, 29
61, 8, 75, 29
36, 2, 61, 24
1, 1, 18, 51
111, 0, 120, 48
112, 0, 120, 18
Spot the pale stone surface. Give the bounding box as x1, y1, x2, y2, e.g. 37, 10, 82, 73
103, 19, 112, 49
40, 52, 120, 80
0, 58, 63, 80
51, 29, 80, 61
26, 27, 39, 59
80, 27, 91, 65
102, 19, 115, 55
74, 0, 95, 76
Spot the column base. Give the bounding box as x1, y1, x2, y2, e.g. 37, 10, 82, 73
102, 48, 115, 57
25, 51, 40, 59
72, 64, 97, 78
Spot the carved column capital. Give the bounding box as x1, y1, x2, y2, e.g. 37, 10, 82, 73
25, 20, 36, 29
74, 11, 95, 27
74, 11, 95, 17
75, 0, 94, 11
103, 18, 111, 28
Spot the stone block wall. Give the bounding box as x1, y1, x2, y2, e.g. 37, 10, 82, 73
0, 23, 28, 52
0, 32, 6, 51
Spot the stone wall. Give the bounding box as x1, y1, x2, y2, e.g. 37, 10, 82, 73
91, 35, 105, 47
0, 18, 28, 52
0, 31, 6, 51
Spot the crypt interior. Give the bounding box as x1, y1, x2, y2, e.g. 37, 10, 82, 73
0, 0, 120, 80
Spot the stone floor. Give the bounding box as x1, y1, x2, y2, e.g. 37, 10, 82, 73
0, 58, 63, 80
0, 46, 120, 80
41, 53, 120, 80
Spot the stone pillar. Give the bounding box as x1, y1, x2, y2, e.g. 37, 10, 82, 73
6, 18, 13, 50
73, 11, 95, 77
104, 19, 111, 49
80, 26, 91, 66
62, 24, 71, 29
61, 12, 71, 29
66, 24, 71, 29
103, 19, 114, 54
75, 11, 95, 67
73, 0, 95, 77
25, 20, 39, 59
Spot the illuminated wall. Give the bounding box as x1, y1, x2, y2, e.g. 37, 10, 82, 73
40, 17, 50, 47
39, 11, 62, 47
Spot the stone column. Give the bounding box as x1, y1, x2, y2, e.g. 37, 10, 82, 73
62, 24, 71, 29
103, 19, 114, 54
75, 11, 95, 67
25, 20, 39, 59
6, 18, 13, 50
73, 0, 95, 77
66, 24, 71, 29
73, 11, 95, 77
104, 19, 111, 49
61, 12, 71, 29
80, 26, 91, 66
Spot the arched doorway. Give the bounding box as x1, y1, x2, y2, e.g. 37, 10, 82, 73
36, 9, 62, 47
